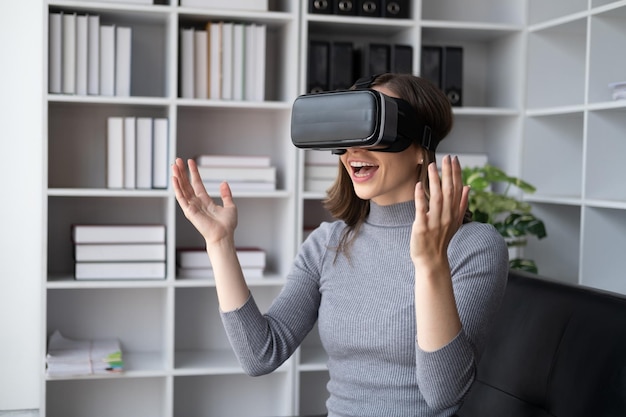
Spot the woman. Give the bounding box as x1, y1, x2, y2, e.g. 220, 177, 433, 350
171, 73, 509, 417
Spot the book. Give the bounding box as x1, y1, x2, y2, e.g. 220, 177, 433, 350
202, 180, 276, 193
74, 243, 166, 261
254, 24, 266, 101
72, 224, 166, 243
305, 178, 333, 192
180, 28, 194, 98
99, 25, 116, 96
305, 165, 337, 180
87, 14, 100, 95
196, 166, 276, 183
75, 261, 166, 280
244, 24, 256, 101
208, 21, 222, 100
48, 12, 62, 94
362, 43, 391, 77
195, 154, 271, 168
115, 26, 132, 97
220, 22, 233, 100
180, 0, 268, 11
136, 117, 153, 189
152, 118, 169, 189
232, 23, 245, 100
106, 117, 124, 189
392, 44, 413, 75
75, 15, 88, 95
62, 13, 77, 94
329, 41, 354, 91
304, 150, 339, 165
123, 117, 136, 189
177, 247, 266, 269
307, 40, 329, 93
177, 266, 264, 279
194, 30, 208, 99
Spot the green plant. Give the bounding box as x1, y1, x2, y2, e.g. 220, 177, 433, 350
462, 164, 547, 273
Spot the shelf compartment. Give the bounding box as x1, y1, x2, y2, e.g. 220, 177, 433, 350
47, 288, 169, 364
46, 377, 168, 417
521, 113, 584, 199
523, 202, 581, 284
588, 6, 626, 104
528, 0, 588, 26
581, 207, 626, 293
585, 107, 626, 201
298, 370, 330, 416
526, 18, 587, 109
421, 0, 525, 26
174, 373, 292, 417
47, 196, 169, 277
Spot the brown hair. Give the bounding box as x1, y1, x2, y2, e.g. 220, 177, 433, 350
323, 73, 470, 256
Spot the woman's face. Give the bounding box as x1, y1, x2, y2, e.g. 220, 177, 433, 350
339, 85, 424, 206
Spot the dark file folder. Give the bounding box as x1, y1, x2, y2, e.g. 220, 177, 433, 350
334, 0, 357, 15
309, 0, 333, 14
392, 44, 413, 74
329, 42, 355, 90
308, 40, 330, 93
362, 43, 391, 77
420, 45, 443, 89
382, 0, 409, 18
442, 46, 463, 106
358, 0, 382, 17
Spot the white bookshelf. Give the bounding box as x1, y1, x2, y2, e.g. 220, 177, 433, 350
522, 0, 626, 293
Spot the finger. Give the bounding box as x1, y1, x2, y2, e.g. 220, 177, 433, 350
172, 158, 195, 200
451, 155, 464, 201
186, 159, 213, 204
427, 161, 442, 218
414, 181, 428, 229
220, 181, 235, 209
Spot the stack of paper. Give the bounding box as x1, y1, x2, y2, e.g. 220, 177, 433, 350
46, 330, 124, 377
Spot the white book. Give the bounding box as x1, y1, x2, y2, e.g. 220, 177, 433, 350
115, 26, 132, 97
194, 30, 208, 99
177, 247, 265, 269
74, 243, 166, 262
197, 166, 276, 183
209, 21, 222, 100
202, 180, 276, 193
72, 224, 166, 244
99, 25, 116, 96
177, 267, 264, 279
304, 150, 339, 165
87, 14, 100, 95
180, 0, 268, 11
195, 154, 271, 167
305, 165, 338, 180
75, 15, 88, 95
152, 118, 169, 189
106, 117, 124, 189
243, 24, 255, 101
136, 117, 153, 189
62, 13, 77, 94
75, 261, 166, 280
123, 117, 136, 189
79, 0, 153, 4
305, 178, 333, 192
180, 28, 195, 99
220, 22, 233, 100
254, 24, 266, 101
232, 23, 245, 101
48, 12, 63, 94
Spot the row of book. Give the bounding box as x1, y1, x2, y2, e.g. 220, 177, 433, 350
46, 330, 124, 377
307, 41, 412, 93
72, 224, 167, 280
195, 154, 277, 192
309, 0, 410, 18
76, 0, 266, 9
49, 12, 132, 97
107, 117, 169, 190
180, 22, 266, 101
177, 247, 266, 280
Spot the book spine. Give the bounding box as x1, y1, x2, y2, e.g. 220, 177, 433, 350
115, 26, 132, 97
106, 117, 124, 189
152, 118, 169, 189
123, 117, 137, 189
136, 117, 153, 189
180, 28, 195, 99
48, 13, 63, 94
99, 25, 116, 96
87, 15, 100, 95
62, 13, 77, 94
75, 15, 89, 95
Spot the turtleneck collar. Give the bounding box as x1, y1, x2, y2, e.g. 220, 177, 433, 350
366, 200, 415, 227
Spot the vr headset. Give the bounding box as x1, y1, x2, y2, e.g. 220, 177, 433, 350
290, 88, 437, 154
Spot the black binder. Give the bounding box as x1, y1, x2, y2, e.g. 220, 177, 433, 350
382, 0, 409, 18
309, 0, 333, 14
329, 42, 355, 90
308, 40, 330, 93
442, 46, 463, 106
362, 43, 391, 77
392, 44, 413, 74
358, 0, 382, 17
334, 0, 357, 15
420, 45, 443, 89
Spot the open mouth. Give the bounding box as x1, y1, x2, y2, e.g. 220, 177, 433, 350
350, 161, 379, 178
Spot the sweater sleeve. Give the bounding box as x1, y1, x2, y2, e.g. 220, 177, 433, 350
219, 222, 335, 376
415, 222, 509, 410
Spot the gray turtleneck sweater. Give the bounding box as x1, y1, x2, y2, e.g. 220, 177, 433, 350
221, 200, 509, 417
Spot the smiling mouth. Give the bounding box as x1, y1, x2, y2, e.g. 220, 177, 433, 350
350, 161, 378, 178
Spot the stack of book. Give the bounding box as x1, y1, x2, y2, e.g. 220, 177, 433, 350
46, 330, 124, 378
177, 247, 266, 280
304, 150, 339, 192
195, 154, 276, 192
107, 117, 169, 190
179, 21, 266, 101
48, 12, 132, 96
72, 224, 166, 280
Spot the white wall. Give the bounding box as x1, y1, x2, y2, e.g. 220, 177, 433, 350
0, 0, 45, 411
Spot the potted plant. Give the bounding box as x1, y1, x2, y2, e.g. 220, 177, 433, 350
462, 164, 547, 273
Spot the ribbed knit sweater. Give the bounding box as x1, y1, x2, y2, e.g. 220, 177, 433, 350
221, 200, 509, 417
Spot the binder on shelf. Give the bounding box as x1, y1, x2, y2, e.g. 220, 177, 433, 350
75, 15, 89, 95
221, 22, 233, 100
334, 0, 357, 15
382, 0, 409, 18
309, 0, 333, 14
74, 243, 166, 262
72, 224, 166, 244
244, 24, 256, 101
106, 117, 124, 189
420, 45, 442, 89
115, 26, 132, 97
75, 261, 166, 280
362, 43, 390, 77
329, 42, 354, 91
99, 25, 115, 96
308, 40, 330, 93
123, 117, 136, 189
194, 29, 208, 99
232, 23, 245, 100
136, 117, 153, 189
208, 21, 222, 100
180, 28, 195, 99
62, 13, 77, 95
358, 0, 381, 17
48, 12, 62, 94
152, 118, 169, 189
442, 46, 463, 106
87, 14, 100, 95
253, 24, 267, 101
391, 44, 413, 74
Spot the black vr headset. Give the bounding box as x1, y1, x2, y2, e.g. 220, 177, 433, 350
290, 77, 437, 155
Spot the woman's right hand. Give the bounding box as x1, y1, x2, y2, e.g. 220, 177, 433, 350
171, 157, 238, 246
